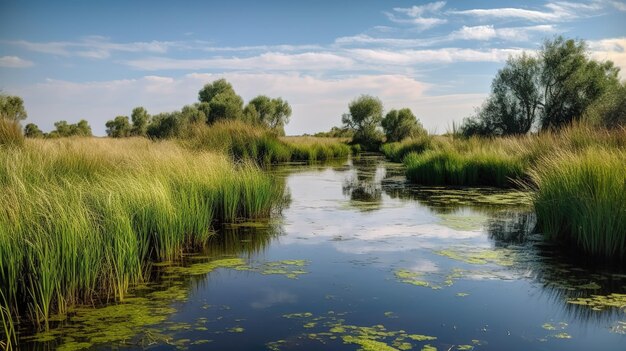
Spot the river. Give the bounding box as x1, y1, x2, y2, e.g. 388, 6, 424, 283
22, 155, 626, 350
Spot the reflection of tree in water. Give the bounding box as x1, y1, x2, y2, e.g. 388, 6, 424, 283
342, 155, 386, 211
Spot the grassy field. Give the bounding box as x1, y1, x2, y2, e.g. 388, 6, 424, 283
0, 136, 286, 340
385, 125, 626, 261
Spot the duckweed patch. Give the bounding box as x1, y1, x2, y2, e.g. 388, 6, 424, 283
567, 293, 626, 311
393, 268, 466, 290
437, 213, 489, 231
435, 248, 515, 266
164, 257, 309, 279
269, 311, 470, 351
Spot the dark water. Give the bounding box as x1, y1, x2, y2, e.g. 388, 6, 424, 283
23, 155, 626, 350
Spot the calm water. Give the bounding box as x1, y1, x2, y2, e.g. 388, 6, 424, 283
23, 155, 626, 350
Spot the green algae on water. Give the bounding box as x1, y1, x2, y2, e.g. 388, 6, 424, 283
435, 248, 515, 266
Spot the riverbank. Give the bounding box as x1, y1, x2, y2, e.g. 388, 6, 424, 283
0, 136, 289, 342
381, 125, 626, 261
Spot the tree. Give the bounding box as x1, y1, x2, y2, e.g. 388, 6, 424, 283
268, 98, 292, 134
147, 112, 189, 139
583, 80, 626, 128
0, 94, 27, 121
246, 95, 292, 133
181, 105, 206, 124
461, 36, 622, 136
207, 92, 244, 123
198, 79, 235, 103
381, 108, 426, 142
73, 119, 92, 136
106, 116, 132, 138
130, 107, 150, 136
23, 123, 43, 138
540, 37, 620, 130
51, 120, 92, 137
198, 79, 244, 123
342, 95, 384, 149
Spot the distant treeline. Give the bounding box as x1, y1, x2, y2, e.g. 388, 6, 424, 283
9, 78, 292, 139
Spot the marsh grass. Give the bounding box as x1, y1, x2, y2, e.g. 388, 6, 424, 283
380, 136, 432, 162
398, 124, 626, 261
184, 121, 350, 163
0, 137, 284, 338
529, 148, 626, 260
0, 119, 24, 148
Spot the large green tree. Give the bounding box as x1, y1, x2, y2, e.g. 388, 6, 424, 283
540, 37, 620, 129
342, 95, 384, 148
0, 94, 27, 121
198, 79, 244, 123
381, 108, 426, 142
461, 37, 621, 136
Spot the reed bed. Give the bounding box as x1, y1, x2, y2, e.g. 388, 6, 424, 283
380, 135, 432, 162
529, 148, 626, 260
184, 121, 351, 163
0, 137, 284, 336
396, 124, 626, 261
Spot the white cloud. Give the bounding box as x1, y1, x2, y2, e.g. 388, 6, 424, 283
449, 24, 556, 41
13, 72, 442, 136
589, 37, 626, 77
387, 1, 448, 30
0, 55, 33, 68
451, 1, 603, 22
347, 48, 525, 65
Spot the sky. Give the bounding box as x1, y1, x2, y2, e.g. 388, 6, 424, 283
1, 0, 625, 135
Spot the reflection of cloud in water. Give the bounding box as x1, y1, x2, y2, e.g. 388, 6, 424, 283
250, 288, 298, 309
409, 259, 439, 273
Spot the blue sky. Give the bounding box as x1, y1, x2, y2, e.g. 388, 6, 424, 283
1, 0, 625, 135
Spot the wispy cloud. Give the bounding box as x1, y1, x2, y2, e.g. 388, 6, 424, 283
123, 52, 355, 71
347, 48, 525, 65
7, 36, 176, 59
450, 1, 603, 22
449, 24, 557, 41
385, 1, 448, 30
0, 55, 34, 68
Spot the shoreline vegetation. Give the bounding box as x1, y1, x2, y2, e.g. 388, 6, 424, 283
0, 35, 625, 348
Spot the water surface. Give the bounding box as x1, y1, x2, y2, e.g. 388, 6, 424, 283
24, 155, 626, 350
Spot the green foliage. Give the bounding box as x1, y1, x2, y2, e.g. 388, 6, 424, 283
245, 95, 292, 135
342, 95, 384, 150
404, 148, 525, 187
198, 79, 244, 123
146, 112, 189, 139
462, 53, 541, 136
130, 107, 150, 136
380, 135, 432, 162
0, 138, 284, 334
23, 123, 43, 138
381, 108, 426, 142
105, 116, 132, 138
51, 119, 93, 137
461, 36, 621, 136
314, 126, 354, 138
184, 121, 350, 163
0, 94, 27, 121
583, 81, 626, 128
530, 148, 626, 260
540, 37, 620, 130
